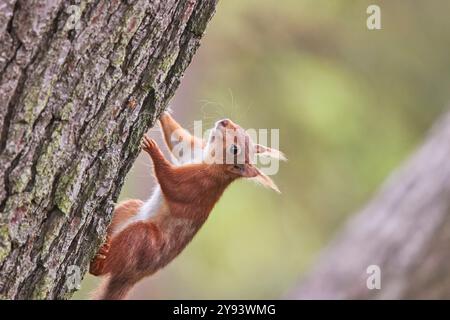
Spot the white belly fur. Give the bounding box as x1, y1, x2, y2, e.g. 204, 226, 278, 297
113, 186, 164, 236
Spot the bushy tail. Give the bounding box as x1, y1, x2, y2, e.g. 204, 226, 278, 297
91, 275, 134, 300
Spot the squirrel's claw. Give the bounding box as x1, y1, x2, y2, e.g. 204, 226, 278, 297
89, 257, 106, 276
89, 236, 111, 276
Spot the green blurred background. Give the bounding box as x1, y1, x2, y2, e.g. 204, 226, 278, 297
74, 0, 450, 299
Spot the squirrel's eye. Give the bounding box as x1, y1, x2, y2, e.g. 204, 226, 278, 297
230, 144, 240, 155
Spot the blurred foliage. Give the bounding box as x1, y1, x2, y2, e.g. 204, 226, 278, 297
74, 0, 450, 299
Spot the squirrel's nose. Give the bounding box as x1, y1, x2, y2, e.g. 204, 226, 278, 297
218, 119, 230, 127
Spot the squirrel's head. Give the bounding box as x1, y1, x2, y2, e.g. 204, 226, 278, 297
203, 119, 286, 193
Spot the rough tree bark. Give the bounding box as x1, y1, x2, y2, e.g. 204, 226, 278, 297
0, 0, 217, 299
291, 110, 450, 299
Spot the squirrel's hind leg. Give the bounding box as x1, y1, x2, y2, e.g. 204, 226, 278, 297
89, 200, 143, 276
108, 199, 144, 234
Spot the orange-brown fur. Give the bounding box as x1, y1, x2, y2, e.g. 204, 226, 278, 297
89, 113, 283, 299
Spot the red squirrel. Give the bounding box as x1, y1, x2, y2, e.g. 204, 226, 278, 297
89, 112, 286, 299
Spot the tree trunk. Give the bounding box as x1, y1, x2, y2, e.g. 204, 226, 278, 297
291, 110, 450, 299
0, 0, 217, 299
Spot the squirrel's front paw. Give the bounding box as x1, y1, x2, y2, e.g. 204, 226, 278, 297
141, 135, 157, 153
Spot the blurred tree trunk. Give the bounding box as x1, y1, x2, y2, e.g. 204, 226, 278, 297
291, 111, 450, 299
0, 0, 217, 299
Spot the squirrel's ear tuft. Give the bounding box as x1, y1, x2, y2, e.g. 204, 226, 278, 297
250, 171, 281, 193
255, 144, 287, 161
237, 164, 281, 193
